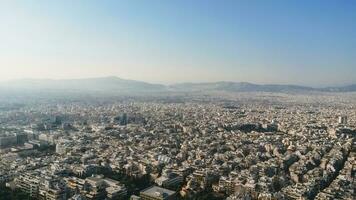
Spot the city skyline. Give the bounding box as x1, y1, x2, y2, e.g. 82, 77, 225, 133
1, 0, 356, 86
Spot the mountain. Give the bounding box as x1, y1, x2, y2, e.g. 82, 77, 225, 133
170, 82, 316, 93
0, 77, 355, 95
322, 84, 356, 92
0, 76, 167, 94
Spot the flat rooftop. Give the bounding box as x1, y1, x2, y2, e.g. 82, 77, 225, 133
141, 186, 175, 198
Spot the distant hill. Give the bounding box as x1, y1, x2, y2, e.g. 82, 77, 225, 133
0, 77, 355, 95
321, 84, 356, 92
0, 76, 167, 94
170, 82, 317, 93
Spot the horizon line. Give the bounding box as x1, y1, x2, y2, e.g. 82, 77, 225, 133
1, 76, 355, 88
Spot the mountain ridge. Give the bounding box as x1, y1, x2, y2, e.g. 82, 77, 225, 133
0, 76, 355, 93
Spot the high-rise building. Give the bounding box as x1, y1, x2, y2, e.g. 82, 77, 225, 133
338, 116, 347, 125
120, 113, 128, 126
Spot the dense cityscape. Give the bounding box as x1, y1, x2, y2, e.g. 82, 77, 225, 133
0, 92, 354, 200
1, 1, 356, 200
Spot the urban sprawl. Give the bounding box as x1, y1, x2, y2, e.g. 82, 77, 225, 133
0, 93, 355, 200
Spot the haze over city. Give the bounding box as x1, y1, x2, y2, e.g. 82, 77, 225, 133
0, 1, 355, 200
1, 0, 356, 86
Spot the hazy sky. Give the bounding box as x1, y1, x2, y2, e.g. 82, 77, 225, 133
0, 0, 355, 86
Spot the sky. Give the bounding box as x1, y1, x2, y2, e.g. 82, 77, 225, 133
0, 0, 355, 86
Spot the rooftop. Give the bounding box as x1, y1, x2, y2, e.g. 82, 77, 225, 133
141, 186, 175, 198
